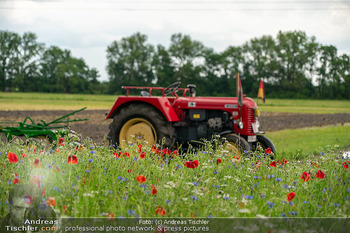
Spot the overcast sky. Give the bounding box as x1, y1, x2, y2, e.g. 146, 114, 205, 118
1, 0, 349, 81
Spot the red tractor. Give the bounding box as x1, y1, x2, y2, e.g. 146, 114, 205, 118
106, 82, 276, 154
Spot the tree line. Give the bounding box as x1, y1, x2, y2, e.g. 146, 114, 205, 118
1, 30, 349, 99
0, 31, 101, 94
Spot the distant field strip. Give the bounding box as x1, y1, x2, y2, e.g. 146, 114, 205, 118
260, 106, 350, 114
0, 93, 116, 110
1, 93, 350, 113
259, 99, 350, 114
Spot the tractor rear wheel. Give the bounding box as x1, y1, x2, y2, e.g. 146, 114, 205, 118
221, 134, 250, 156
108, 104, 176, 149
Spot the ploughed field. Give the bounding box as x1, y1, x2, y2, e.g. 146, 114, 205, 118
1, 110, 350, 142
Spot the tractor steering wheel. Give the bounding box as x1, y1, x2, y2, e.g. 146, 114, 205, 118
164, 82, 181, 96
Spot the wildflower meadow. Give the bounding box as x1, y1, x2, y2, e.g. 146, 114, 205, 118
0, 135, 350, 218
1, 134, 349, 222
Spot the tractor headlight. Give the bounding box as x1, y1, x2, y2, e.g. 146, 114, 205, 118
238, 121, 244, 129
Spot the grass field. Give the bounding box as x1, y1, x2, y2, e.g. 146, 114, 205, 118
268, 125, 350, 159
0, 93, 350, 232
0, 137, 349, 220
0, 92, 116, 110
258, 99, 350, 114
1, 92, 350, 113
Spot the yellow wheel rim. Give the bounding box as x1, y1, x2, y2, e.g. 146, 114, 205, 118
119, 118, 157, 148
223, 141, 242, 156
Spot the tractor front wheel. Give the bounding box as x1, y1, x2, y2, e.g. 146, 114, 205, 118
256, 135, 276, 156
221, 134, 250, 156
108, 104, 176, 149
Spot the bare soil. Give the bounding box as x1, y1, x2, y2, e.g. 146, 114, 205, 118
1, 110, 350, 143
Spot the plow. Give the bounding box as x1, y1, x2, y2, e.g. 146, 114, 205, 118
0, 107, 88, 143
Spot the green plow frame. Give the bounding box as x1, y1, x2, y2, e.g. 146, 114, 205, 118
0, 107, 88, 143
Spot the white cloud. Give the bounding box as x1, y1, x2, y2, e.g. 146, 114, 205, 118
0, 0, 349, 81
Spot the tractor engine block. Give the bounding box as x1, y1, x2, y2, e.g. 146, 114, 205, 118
175, 110, 233, 144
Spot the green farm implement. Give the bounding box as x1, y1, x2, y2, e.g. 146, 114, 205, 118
0, 107, 88, 143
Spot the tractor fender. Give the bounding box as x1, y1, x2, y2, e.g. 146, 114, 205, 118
218, 130, 235, 136
106, 97, 179, 122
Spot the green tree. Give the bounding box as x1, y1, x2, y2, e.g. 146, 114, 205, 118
338, 54, 350, 99
152, 44, 175, 87
318, 45, 350, 99
0, 31, 21, 91
39, 46, 98, 93
15, 32, 44, 92
168, 33, 206, 92
274, 31, 318, 98
201, 46, 243, 96
106, 32, 155, 94
242, 35, 279, 97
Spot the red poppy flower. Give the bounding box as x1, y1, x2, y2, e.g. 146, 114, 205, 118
155, 206, 166, 215
217, 158, 222, 165
140, 152, 146, 159
269, 161, 277, 167
286, 192, 295, 202
13, 178, 20, 184
172, 150, 179, 158
8, 152, 19, 163
151, 185, 157, 195
282, 159, 288, 164
107, 213, 115, 221
33, 158, 40, 167
162, 149, 171, 155
342, 161, 350, 169
265, 148, 271, 155
21, 154, 27, 159
301, 172, 310, 181
41, 187, 45, 197
63, 205, 67, 214
76, 144, 83, 151
138, 144, 143, 152
46, 197, 56, 207
58, 138, 65, 146
24, 195, 34, 205
114, 151, 121, 158
136, 175, 146, 183
316, 170, 325, 179
151, 145, 159, 154
184, 160, 199, 169
68, 155, 78, 164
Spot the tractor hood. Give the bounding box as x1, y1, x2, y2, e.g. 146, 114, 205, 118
173, 96, 257, 112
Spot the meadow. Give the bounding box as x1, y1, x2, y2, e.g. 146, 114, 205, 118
0, 93, 349, 232
1, 92, 350, 113
1, 136, 349, 220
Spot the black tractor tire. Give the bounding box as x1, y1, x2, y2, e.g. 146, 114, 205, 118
221, 134, 250, 155
108, 103, 176, 149
256, 135, 277, 155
